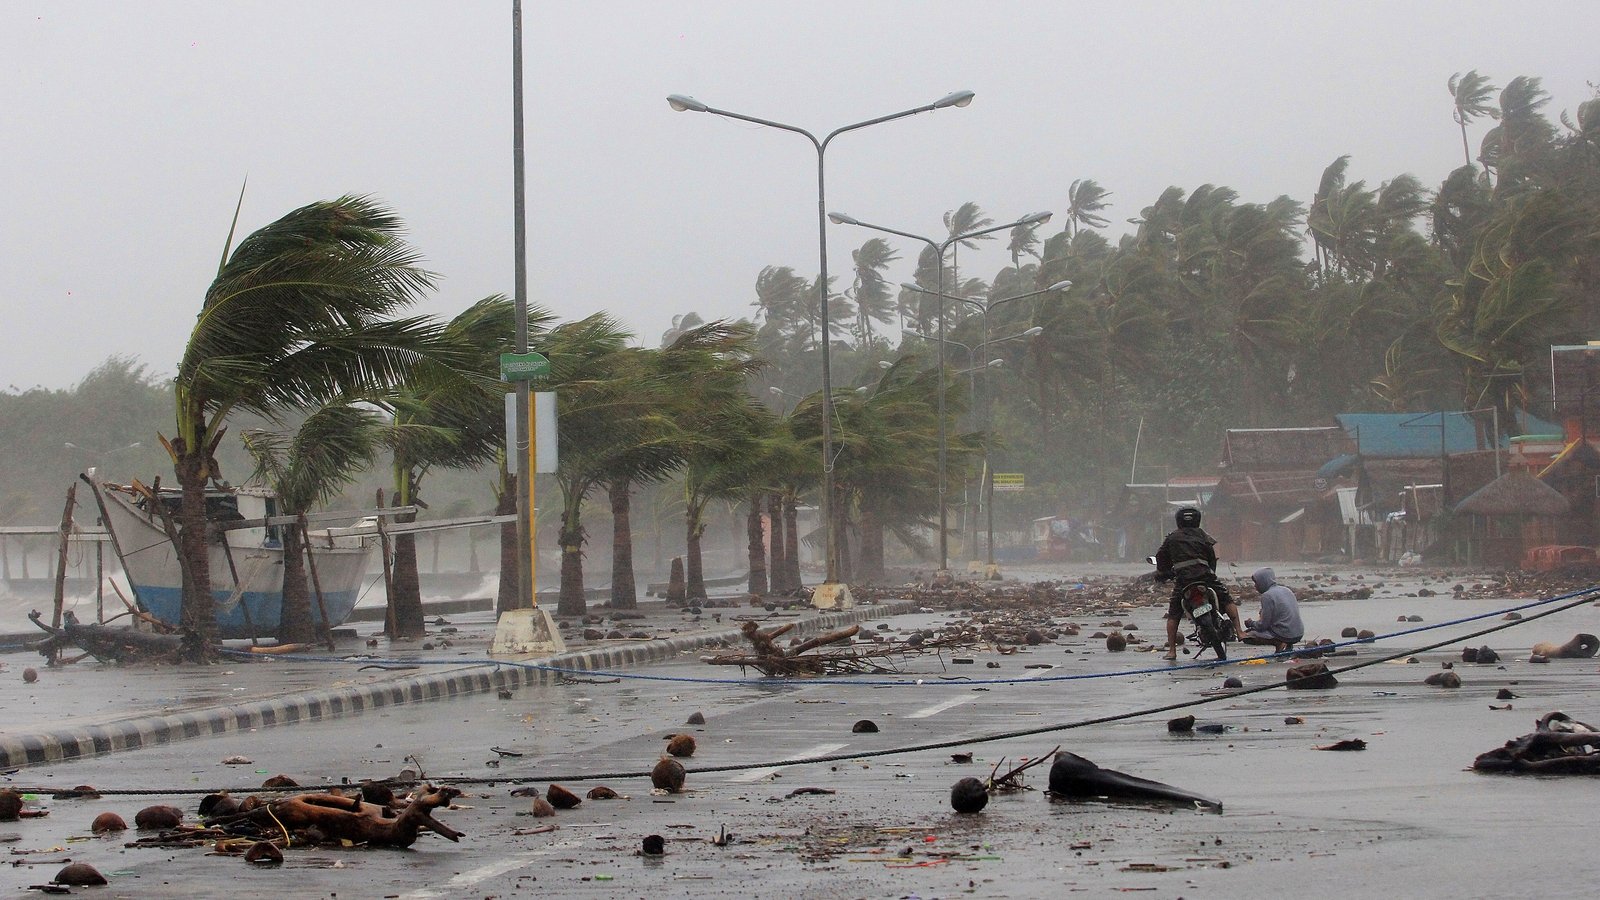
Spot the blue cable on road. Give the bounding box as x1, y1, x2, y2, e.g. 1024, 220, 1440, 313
220, 582, 1600, 686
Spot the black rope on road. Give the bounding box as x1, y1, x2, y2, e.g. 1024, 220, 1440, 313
12, 587, 1595, 797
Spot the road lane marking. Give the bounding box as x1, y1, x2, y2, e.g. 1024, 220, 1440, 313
907, 667, 1053, 719
729, 742, 848, 783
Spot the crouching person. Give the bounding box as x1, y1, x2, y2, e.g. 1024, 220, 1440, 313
1240, 567, 1304, 653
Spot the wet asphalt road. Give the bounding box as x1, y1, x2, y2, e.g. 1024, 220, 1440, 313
3, 575, 1600, 899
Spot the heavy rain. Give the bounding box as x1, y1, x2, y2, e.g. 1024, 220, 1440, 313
3, 2, 1599, 897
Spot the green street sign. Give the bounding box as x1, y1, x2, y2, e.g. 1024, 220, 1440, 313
500, 351, 550, 381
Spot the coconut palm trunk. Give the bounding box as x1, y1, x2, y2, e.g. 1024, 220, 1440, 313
858, 507, 885, 584
685, 513, 708, 601
609, 479, 638, 609
495, 472, 519, 614
557, 513, 587, 616
390, 511, 424, 638
174, 447, 218, 654
783, 493, 801, 588
277, 520, 314, 644
746, 496, 768, 594
768, 490, 788, 591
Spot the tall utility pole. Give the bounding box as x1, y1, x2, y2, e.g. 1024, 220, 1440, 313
512, 0, 533, 609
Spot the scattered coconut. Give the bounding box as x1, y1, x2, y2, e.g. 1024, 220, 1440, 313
529, 796, 557, 817
1424, 671, 1462, 688
22, 667, 38, 684
1105, 632, 1127, 652
652, 758, 687, 793
547, 784, 582, 809
852, 719, 879, 734
52, 863, 107, 886
685, 711, 706, 725
244, 841, 283, 865
134, 805, 182, 829
91, 811, 127, 833
950, 777, 989, 814
666, 734, 697, 757
260, 775, 299, 789
1167, 715, 1196, 733
642, 833, 666, 856
586, 786, 621, 800
0, 789, 24, 821
1222, 676, 1243, 689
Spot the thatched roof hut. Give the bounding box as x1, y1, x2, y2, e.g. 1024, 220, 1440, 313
1453, 472, 1571, 517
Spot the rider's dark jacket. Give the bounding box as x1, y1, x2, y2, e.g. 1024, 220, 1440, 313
1154, 525, 1218, 583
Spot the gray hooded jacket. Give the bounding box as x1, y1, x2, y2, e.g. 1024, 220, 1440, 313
1248, 567, 1304, 642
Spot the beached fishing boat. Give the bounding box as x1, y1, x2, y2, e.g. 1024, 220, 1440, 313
87, 475, 379, 640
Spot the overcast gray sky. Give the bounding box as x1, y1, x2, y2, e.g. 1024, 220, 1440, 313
2, 1, 1593, 391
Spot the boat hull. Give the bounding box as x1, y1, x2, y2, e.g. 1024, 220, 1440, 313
94, 482, 375, 640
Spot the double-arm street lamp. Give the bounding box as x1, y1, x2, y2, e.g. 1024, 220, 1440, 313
827, 211, 1052, 571
901, 280, 1069, 569
667, 90, 975, 590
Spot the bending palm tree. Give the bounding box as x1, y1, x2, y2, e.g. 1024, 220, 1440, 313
1449, 70, 1500, 169
168, 195, 444, 657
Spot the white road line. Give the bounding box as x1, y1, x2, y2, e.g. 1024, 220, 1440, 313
907, 694, 973, 719
729, 741, 849, 783
907, 667, 1053, 719
401, 836, 586, 898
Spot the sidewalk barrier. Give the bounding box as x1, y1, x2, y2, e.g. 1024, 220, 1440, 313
0, 602, 913, 769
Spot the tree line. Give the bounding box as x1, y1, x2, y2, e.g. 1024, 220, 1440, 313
3, 70, 1594, 660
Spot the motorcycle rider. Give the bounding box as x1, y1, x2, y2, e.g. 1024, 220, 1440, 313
1153, 507, 1243, 659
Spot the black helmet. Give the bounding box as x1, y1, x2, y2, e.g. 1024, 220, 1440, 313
1176, 507, 1202, 528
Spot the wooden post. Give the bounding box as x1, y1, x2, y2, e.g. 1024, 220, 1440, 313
299, 512, 337, 652
50, 484, 77, 664
376, 489, 397, 638
219, 539, 260, 647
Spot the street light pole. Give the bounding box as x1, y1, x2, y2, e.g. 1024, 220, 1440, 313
828, 211, 1052, 572
901, 281, 1068, 567
668, 91, 973, 589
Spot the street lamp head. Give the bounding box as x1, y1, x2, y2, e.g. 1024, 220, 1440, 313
666, 94, 709, 113
987, 358, 1006, 368
1046, 280, 1073, 292
768, 386, 785, 396
877, 360, 894, 369
827, 211, 861, 226
899, 282, 925, 293
934, 90, 976, 109
1022, 326, 1044, 337
1021, 211, 1053, 226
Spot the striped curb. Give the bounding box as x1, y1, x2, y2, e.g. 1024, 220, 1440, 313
0, 600, 915, 769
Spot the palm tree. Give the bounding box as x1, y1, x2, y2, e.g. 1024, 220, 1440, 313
168, 195, 443, 656
669, 324, 767, 598
847, 238, 900, 347
1449, 70, 1500, 168
241, 402, 388, 644
1066, 179, 1113, 237
544, 314, 634, 616
385, 296, 531, 639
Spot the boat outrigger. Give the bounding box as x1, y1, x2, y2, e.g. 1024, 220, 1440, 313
86, 474, 386, 640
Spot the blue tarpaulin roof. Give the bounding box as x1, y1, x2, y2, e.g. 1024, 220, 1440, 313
1335, 413, 1485, 458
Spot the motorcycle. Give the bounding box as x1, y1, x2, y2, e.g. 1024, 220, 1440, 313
1146, 557, 1235, 661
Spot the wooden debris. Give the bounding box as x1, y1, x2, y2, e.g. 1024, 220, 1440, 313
705, 621, 975, 677
209, 785, 463, 848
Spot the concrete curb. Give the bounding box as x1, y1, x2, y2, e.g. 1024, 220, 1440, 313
0, 601, 914, 768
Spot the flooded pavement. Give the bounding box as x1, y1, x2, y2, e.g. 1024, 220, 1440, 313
2, 567, 1599, 897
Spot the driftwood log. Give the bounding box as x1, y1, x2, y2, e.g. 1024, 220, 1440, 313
207, 786, 463, 848
1473, 711, 1600, 774
28, 610, 193, 665
705, 621, 978, 676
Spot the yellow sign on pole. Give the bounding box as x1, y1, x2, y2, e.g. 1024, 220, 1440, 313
993, 473, 1026, 492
